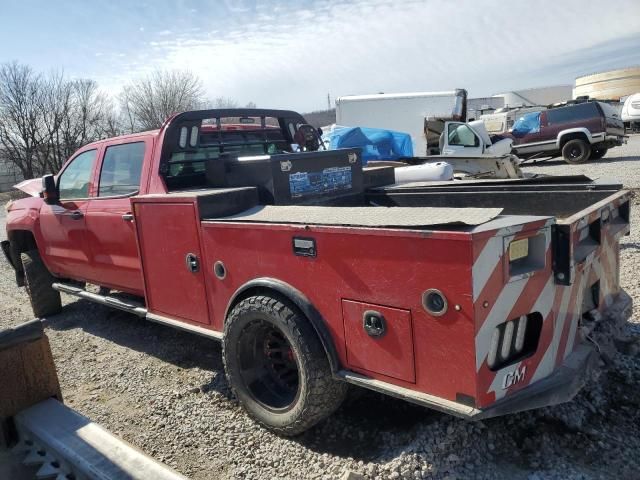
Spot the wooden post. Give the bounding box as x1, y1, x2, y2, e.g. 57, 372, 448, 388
0, 320, 61, 447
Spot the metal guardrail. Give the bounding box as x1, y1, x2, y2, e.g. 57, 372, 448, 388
11, 399, 186, 480
0, 320, 186, 480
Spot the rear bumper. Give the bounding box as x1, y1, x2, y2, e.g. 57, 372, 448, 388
473, 290, 632, 420
338, 344, 597, 421
472, 343, 597, 420
604, 134, 625, 146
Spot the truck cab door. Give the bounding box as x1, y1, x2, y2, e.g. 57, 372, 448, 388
84, 140, 149, 296
38, 149, 98, 280
441, 122, 484, 157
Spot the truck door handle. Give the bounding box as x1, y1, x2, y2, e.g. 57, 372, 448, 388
185, 253, 200, 273
70, 210, 83, 220
122, 213, 134, 222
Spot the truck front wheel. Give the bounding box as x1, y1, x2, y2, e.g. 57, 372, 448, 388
562, 139, 591, 164
20, 250, 62, 318
223, 295, 347, 436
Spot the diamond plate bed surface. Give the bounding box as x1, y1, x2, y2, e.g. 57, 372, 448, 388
211, 205, 503, 227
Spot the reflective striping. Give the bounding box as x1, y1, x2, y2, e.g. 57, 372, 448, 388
529, 286, 567, 384
474, 224, 549, 370
473, 212, 624, 406
475, 275, 530, 370
472, 225, 523, 301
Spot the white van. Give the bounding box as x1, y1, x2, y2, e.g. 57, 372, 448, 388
622, 93, 640, 132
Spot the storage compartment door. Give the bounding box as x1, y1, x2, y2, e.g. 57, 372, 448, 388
342, 300, 415, 383
135, 203, 210, 324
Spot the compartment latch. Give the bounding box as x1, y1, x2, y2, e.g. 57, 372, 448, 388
363, 311, 386, 338
185, 253, 200, 273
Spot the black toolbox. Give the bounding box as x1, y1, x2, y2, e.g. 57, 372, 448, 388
207, 148, 364, 205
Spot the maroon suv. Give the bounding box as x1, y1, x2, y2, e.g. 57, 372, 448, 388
508, 101, 625, 164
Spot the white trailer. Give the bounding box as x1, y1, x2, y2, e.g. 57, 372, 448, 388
335, 90, 466, 156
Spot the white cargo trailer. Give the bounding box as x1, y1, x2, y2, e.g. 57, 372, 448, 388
335, 89, 467, 156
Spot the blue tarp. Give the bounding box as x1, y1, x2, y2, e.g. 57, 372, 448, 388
512, 112, 541, 137
328, 127, 413, 164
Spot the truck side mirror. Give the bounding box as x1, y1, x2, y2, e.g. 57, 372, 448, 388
42, 174, 59, 205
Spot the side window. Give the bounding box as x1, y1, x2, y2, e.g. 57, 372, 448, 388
58, 150, 97, 200
98, 142, 145, 197
547, 103, 598, 124
447, 124, 480, 147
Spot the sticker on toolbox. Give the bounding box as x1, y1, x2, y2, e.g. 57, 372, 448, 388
289, 166, 352, 198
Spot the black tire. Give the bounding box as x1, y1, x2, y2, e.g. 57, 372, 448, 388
20, 250, 61, 318
223, 295, 347, 436
590, 145, 608, 160
562, 139, 591, 164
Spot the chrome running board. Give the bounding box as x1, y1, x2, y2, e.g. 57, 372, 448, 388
52, 282, 223, 340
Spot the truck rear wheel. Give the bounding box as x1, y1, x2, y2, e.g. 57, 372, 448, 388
223, 295, 347, 436
590, 145, 608, 160
20, 250, 61, 318
562, 139, 591, 164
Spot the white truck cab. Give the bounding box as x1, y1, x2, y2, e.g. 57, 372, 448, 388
430, 119, 513, 157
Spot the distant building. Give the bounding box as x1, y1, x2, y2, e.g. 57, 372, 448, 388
574, 66, 640, 100
492, 85, 573, 107
466, 97, 504, 121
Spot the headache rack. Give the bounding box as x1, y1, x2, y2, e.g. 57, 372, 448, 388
159, 109, 312, 191
159, 109, 306, 169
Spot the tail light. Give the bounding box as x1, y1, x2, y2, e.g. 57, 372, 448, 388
486, 313, 543, 371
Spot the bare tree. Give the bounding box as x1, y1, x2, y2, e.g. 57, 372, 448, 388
120, 70, 204, 132
0, 62, 120, 177
0, 62, 43, 178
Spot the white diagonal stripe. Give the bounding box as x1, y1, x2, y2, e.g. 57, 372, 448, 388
472, 225, 524, 301
475, 277, 529, 370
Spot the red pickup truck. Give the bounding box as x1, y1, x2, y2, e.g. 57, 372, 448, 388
3, 109, 632, 435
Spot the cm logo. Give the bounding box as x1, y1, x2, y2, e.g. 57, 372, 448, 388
502, 365, 527, 390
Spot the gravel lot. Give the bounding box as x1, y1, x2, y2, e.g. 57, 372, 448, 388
1, 137, 639, 480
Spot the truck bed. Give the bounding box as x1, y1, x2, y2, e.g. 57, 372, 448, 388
211, 205, 504, 228
367, 175, 623, 218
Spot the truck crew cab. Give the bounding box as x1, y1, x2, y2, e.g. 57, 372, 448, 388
3, 109, 632, 435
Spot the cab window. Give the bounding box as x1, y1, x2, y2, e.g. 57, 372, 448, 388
98, 142, 145, 197
58, 149, 97, 200
447, 123, 480, 147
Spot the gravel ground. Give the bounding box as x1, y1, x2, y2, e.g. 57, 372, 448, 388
1, 137, 639, 480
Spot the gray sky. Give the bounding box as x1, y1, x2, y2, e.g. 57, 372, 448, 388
1, 0, 639, 111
